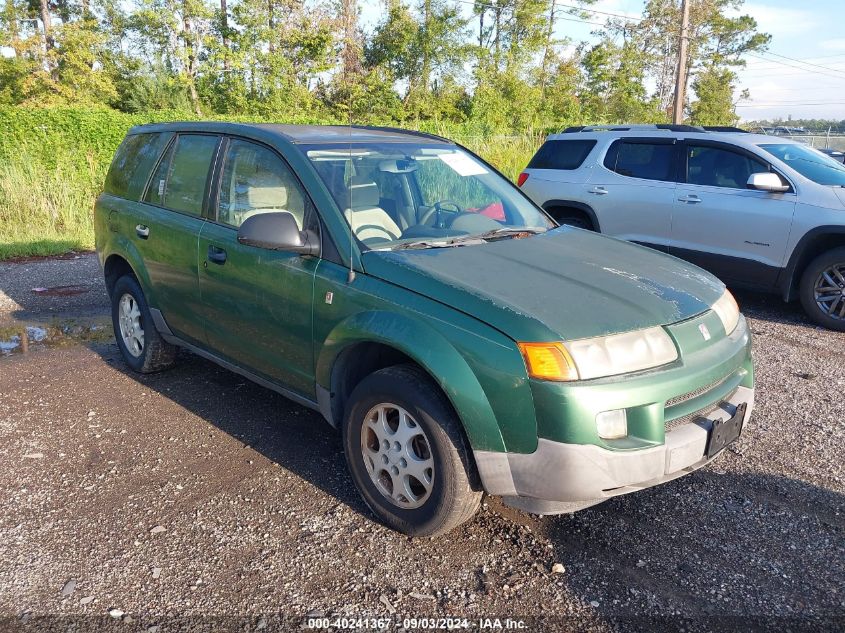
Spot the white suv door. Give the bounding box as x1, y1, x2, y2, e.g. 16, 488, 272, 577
587, 138, 679, 251
671, 141, 797, 288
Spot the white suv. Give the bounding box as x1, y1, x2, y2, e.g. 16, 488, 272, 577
519, 124, 845, 331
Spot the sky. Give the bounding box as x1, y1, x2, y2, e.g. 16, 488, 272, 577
360, 0, 845, 123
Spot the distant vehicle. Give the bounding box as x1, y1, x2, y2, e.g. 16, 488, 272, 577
819, 148, 845, 164
519, 124, 845, 331
772, 126, 807, 135
94, 122, 754, 536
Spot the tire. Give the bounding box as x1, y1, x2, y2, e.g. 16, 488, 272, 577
548, 209, 593, 231
799, 247, 845, 332
342, 365, 482, 537
110, 274, 177, 373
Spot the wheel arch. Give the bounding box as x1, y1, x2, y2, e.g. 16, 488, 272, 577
102, 233, 160, 298
779, 226, 845, 301
542, 199, 601, 231
315, 311, 507, 454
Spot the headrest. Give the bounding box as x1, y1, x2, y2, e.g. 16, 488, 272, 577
245, 169, 287, 209
247, 184, 287, 209
348, 176, 380, 208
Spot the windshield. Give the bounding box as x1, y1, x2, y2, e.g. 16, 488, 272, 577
759, 143, 845, 186
299, 142, 553, 249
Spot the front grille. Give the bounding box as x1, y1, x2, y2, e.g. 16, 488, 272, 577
665, 388, 738, 433
665, 374, 733, 409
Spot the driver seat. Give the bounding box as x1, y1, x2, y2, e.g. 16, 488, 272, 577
344, 177, 401, 244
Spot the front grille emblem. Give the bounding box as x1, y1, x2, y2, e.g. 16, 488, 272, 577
699, 323, 711, 341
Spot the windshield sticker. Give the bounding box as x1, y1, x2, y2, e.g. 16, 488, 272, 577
438, 152, 488, 177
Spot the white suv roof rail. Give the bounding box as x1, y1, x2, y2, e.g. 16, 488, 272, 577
561, 124, 748, 134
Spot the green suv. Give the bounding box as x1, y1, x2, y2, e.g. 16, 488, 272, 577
95, 123, 754, 536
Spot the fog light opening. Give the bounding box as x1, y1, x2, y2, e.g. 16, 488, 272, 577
596, 409, 628, 440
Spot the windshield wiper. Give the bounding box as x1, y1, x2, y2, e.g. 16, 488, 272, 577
389, 240, 456, 250
388, 227, 546, 251
469, 227, 548, 241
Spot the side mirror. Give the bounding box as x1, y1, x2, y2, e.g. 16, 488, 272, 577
747, 172, 789, 193
237, 211, 320, 256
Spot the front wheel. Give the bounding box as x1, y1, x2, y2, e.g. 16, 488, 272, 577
799, 247, 845, 332
110, 274, 177, 372
342, 365, 482, 537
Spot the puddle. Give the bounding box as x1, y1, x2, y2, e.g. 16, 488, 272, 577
31, 285, 90, 297
0, 319, 113, 356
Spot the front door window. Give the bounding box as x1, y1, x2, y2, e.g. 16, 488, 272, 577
217, 139, 313, 231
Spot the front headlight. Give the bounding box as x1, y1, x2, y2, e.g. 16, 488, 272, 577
711, 289, 740, 335
519, 326, 678, 382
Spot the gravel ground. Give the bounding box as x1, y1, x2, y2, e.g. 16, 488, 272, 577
0, 255, 842, 632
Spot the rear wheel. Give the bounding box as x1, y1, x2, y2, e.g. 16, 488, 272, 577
110, 274, 177, 372
342, 365, 482, 537
547, 207, 593, 231
799, 247, 845, 331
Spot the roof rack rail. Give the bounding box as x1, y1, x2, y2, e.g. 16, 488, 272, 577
701, 126, 748, 133
562, 124, 707, 133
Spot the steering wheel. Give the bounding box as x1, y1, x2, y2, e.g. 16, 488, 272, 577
420, 200, 463, 229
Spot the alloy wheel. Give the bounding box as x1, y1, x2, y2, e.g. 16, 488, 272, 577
360, 403, 434, 509
814, 263, 845, 320
118, 293, 145, 357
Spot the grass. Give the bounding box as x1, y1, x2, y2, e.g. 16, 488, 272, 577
0, 149, 102, 259
0, 130, 543, 260
445, 131, 544, 182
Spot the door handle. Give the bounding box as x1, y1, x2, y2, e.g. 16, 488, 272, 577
207, 245, 227, 265
588, 186, 609, 195
135, 224, 150, 239
677, 195, 701, 204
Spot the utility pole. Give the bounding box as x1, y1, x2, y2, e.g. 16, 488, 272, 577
672, 0, 690, 124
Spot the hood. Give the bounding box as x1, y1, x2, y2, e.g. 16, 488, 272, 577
362, 227, 725, 342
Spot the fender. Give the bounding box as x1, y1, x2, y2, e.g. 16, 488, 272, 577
316, 310, 509, 453
102, 236, 157, 306
777, 225, 845, 301
541, 199, 602, 232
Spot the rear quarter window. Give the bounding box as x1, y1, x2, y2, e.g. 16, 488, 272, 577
603, 140, 675, 182
527, 140, 597, 170
104, 133, 170, 200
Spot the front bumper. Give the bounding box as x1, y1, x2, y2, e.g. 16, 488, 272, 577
475, 385, 754, 515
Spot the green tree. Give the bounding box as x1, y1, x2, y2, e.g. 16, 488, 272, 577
607, 0, 770, 119
366, 0, 467, 121
688, 66, 744, 125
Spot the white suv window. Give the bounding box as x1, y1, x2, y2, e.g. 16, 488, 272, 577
603, 140, 675, 182
686, 144, 769, 189
527, 140, 597, 170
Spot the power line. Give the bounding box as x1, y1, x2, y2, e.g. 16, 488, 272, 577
557, 2, 643, 23
739, 98, 845, 104
455, 0, 628, 26
759, 50, 845, 76
736, 101, 845, 107
746, 54, 845, 69
741, 68, 845, 80
745, 52, 845, 81
745, 60, 845, 73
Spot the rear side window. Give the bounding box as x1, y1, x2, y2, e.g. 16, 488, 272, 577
104, 133, 169, 200
604, 140, 675, 182
527, 140, 597, 170
144, 134, 219, 216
